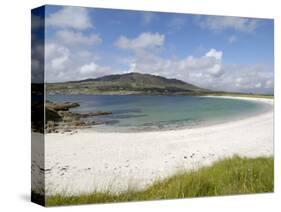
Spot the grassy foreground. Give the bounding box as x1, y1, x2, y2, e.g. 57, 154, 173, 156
45, 156, 273, 206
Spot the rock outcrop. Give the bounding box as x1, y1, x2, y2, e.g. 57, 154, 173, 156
45, 101, 111, 133
46, 102, 80, 111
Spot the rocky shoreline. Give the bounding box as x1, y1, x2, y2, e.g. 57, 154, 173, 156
45, 101, 112, 134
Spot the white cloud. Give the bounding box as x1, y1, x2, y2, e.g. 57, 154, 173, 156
45, 42, 117, 82
205, 48, 223, 60
55, 30, 102, 46
45, 42, 75, 82
80, 62, 98, 74
207, 64, 274, 93
118, 46, 273, 94
119, 48, 224, 80
44, 6, 105, 82
207, 64, 222, 76
195, 16, 258, 32
128, 63, 136, 72
45, 43, 70, 70
44, 40, 273, 94
255, 82, 262, 88
115, 32, 165, 51
46, 6, 92, 30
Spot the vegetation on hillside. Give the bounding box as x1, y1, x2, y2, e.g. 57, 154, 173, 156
45, 72, 273, 98
46, 72, 208, 95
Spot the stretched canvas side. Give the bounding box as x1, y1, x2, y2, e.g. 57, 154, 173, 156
31, 6, 46, 206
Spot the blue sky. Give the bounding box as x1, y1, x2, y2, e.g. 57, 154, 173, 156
39, 5, 274, 94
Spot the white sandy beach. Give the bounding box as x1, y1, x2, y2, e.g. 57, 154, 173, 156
40, 96, 273, 196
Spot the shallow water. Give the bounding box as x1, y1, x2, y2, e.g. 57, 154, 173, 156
47, 94, 270, 132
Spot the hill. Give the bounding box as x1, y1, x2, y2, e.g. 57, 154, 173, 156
46, 72, 209, 95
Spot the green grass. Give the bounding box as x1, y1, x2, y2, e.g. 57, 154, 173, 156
44, 156, 273, 206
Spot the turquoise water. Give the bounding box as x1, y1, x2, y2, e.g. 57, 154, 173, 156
47, 94, 270, 132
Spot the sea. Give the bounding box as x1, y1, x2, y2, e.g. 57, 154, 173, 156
47, 94, 271, 132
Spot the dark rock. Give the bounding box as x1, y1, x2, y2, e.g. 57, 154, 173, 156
79, 111, 112, 118
44, 101, 112, 134
46, 102, 80, 111
46, 107, 62, 122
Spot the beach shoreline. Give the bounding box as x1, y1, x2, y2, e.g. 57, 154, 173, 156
42, 96, 274, 195
82, 95, 273, 133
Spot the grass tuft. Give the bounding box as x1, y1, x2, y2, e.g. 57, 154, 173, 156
44, 156, 273, 206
